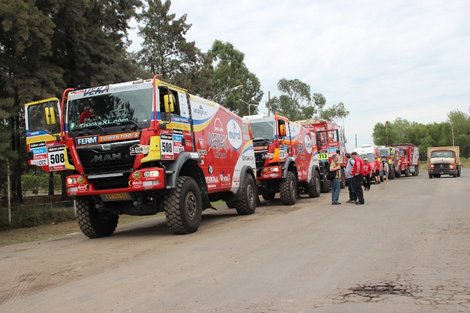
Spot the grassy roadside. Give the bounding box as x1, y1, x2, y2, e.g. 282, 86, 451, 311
0, 215, 152, 247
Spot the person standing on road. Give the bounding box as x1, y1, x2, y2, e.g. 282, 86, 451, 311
351, 152, 365, 205
362, 158, 372, 191
330, 154, 342, 205
345, 153, 356, 203
374, 157, 381, 184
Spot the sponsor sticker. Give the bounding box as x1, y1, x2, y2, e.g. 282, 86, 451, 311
227, 119, 242, 149
99, 132, 140, 143
130, 144, 150, 155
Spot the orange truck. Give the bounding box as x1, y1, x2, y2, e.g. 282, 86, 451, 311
245, 114, 321, 205
394, 143, 420, 177
296, 119, 347, 191
25, 77, 257, 237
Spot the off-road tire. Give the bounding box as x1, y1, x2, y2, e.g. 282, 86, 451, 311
389, 168, 395, 180
235, 174, 257, 215
404, 168, 410, 177
280, 171, 297, 205
320, 175, 331, 193
429, 174, 433, 179
76, 197, 119, 238
457, 169, 461, 177
262, 192, 276, 201
307, 170, 321, 198
164, 176, 202, 234
396, 168, 402, 178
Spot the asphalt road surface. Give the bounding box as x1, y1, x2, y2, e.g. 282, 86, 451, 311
1, 170, 469, 313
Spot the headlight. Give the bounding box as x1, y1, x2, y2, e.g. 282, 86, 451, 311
66, 177, 77, 185
77, 176, 86, 184
132, 171, 142, 179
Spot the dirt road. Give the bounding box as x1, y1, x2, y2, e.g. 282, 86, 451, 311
1, 170, 469, 312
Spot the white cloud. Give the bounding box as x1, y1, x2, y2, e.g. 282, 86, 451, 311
131, 0, 470, 147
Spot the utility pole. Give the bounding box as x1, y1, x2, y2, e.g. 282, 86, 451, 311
355, 134, 357, 148
450, 122, 455, 146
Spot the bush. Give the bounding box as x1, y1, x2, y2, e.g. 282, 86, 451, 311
0, 202, 75, 230
21, 173, 62, 195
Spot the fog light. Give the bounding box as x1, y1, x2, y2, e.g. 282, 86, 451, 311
77, 176, 86, 184
144, 170, 160, 178
132, 171, 142, 179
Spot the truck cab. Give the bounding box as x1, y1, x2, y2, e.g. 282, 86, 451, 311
427, 146, 461, 178
246, 114, 321, 205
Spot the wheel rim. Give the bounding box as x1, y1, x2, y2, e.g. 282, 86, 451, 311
185, 192, 197, 219
247, 183, 255, 208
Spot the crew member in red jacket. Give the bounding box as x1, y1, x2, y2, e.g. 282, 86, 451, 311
362, 158, 372, 191
374, 157, 381, 184
351, 152, 365, 205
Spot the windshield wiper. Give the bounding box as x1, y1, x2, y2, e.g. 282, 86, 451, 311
120, 120, 141, 131
77, 124, 107, 136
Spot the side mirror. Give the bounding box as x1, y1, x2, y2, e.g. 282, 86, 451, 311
163, 94, 175, 113
45, 107, 57, 125
279, 124, 286, 137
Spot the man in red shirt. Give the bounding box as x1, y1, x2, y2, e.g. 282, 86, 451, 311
351, 152, 365, 205
362, 158, 372, 191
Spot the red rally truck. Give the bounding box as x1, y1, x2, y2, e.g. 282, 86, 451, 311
25, 77, 257, 237
245, 114, 321, 205
296, 119, 347, 192
394, 143, 420, 177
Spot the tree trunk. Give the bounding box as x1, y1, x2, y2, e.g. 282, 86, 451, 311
48, 172, 54, 196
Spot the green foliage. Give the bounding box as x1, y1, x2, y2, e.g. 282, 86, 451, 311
137, 0, 212, 96
208, 40, 263, 115
0, 204, 75, 230
320, 101, 349, 121
267, 80, 349, 121
266, 78, 312, 120
372, 110, 470, 158
21, 172, 61, 195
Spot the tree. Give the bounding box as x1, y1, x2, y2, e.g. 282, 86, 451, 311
320, 101, 349, 121
0, 0, 63, 201
208, 40, 263, 116
372, 111, 470, 159
312, 93, 326, 117
137, 0, 211, 96
266, 78, 312, 120
49, 0, 143, 87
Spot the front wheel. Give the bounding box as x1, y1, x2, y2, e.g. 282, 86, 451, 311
76, 197, 119, 238
164, 176, 202, 234
280, 171, 297, 205
235, 174, 257, 215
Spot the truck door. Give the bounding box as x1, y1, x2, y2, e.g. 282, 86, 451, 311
25, 98, 68, 172
158, 87, 192, 159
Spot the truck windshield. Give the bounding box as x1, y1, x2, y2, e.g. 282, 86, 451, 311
67, 88, 152, 132
250, 119, 275, 140
431, 151, 455, 158
379, 148, 389, 157
360, 153, 376, 162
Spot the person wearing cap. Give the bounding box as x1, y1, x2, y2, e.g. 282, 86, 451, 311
329, 153, 342, 205
344, 153, 356, 203
362, 158, 372, 191
351, 152, 365, 205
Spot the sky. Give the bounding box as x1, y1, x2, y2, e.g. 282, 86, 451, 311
130, 0, 470, 150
